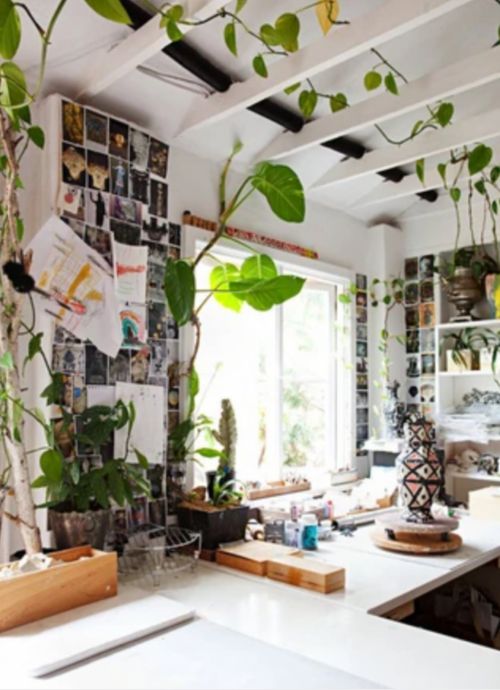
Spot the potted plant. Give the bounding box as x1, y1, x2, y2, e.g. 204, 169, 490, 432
206, 398, 237, 498
32, 401, 150, 550
178, 474, 248, 551
444, 328, 493, 372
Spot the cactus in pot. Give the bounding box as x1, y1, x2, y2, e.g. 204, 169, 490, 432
206, 399, 237, 499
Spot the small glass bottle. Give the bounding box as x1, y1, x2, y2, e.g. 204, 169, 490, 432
300, 513, 318, 550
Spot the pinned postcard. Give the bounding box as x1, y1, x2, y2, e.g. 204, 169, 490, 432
28, 215, 121, 357
114, 382, 165, 464
113, 239, 148, 302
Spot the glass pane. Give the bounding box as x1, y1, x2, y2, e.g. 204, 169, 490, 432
283, 381, 327, 469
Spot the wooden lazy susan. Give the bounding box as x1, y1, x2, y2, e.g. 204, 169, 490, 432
372, 512, 462, 555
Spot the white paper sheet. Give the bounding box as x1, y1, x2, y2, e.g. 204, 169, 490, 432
87, 385, 115, 408
114, 382, 165, 464
113, 240, 148, 302
28, 216, 121, 357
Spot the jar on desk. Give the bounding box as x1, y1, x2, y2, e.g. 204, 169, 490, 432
300, 513, 318, 550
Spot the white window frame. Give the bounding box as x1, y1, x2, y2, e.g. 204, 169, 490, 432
181, 225, 356, 487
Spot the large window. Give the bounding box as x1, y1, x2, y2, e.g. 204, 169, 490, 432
189, 234, 354, 488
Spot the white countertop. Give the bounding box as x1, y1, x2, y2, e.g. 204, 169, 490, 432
2, 514, 500, 690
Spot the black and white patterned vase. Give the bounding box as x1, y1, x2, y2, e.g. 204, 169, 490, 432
396, 414, 442, 523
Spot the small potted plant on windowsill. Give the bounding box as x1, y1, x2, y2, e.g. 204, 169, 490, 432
206, 398, 237, 499
33, 401, 150, 550
178, 475, 248, 551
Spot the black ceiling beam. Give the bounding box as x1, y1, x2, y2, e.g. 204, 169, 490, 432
122, 0, 438, 204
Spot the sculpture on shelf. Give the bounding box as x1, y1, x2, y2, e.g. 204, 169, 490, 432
396, 414, 443, 523
383, 380, 406, 440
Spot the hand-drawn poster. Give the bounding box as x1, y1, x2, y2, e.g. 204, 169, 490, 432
28, 216, 121, 357
119, 302, 148, 350
113, 240, 148, 302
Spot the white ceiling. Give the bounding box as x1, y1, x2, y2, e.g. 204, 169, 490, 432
17, 0, 500, 226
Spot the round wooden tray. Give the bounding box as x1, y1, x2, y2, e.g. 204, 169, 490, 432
375, 512, 459, 535
372, 529, 462, 555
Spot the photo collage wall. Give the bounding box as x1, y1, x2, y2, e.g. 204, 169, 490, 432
355, 273, 369, 454
404, 254, 437, 420
54, 98, 183, 528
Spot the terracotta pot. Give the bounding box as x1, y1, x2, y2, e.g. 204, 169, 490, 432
396, 416, 442, 524
49, 507, 111, 550
446, 267, 482, 322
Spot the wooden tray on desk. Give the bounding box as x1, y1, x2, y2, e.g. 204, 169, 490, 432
216, 541, 300, 576
247, 481, 311, 501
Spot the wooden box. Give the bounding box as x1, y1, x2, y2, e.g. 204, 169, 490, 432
0, 546, 117, 633
469, 487, 500, 522
267, 555, 345, 594
216, 541, 300, 576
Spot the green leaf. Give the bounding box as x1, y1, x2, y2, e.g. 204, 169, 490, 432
241, 254, 278, 281
338, 293, 352, 304
134, 449, 149, 470
210, 263, 243, 312
166, 4, 183, 21
275, 13, 300, 52
252, 54, 268, 78
450, 187, 461, 203
0, 0, 21, 60
491, 166, 500, 184
164, 258, 195, 326
416, 158, 425, 184
15, 216, 23, 241
83, 0, 131, 24
31, 475, 49, 489
437, 163, 447, 184
384, 72, 398, 95
411, 120, 424, 137
435, 102, 454, 127
195, 448, 223, 458
164, 18, 183, 41
229, 275, 305, 311
0, 61, 27, 110
41, 373, 64, 405
91, 472, 110, 509
235, 0, 247, 12
224, 22, 237, 56
27, 125, 45, 149
108, 467, 126, 506
259, 24, 280, 46
251, 162, 305, 223
0, 351, 13, 369
468, 144, 493, 175
298, 89, 317, 119
475, 179, 486, 195
329, 93, 348, 112
364, 71, 382, 91
284, 82, 301, 95
40, 449, 63, 483
28, 332, 43, 361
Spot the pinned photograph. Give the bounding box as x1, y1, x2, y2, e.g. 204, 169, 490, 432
62, 144, 86, 186
85, 344, 108, 384
420, 328, 435, 353
356, 390, 368, 407
356, 341, 368, 358
421, 353, 436, 376
130, 168, 149, 204
147, 262, 165, 302
110, 195, 142, 225
58, 184, 85, 220
168, 411, 179, 432
405, 307, 419, 329
53, 344, 85, 375
167, 316, 178, 340
143, 241, 167, 265
356, 324, 367, 341
87, 150, 109, 192
109, 349, 131, 383
110, 157, 129, 197
355, 274, 367, 290
61, 217, 85, 238
85, 226, 112, 266
149, 499, 166, 527
404, 282, 418, 306
131, 347, 151, 384
422, 404, 434, 421
148, 138, 169, 178
85, 189, 109, 230
85, 109, 108, 150
129, 495, 148, 528
356, 292, 367, 308
142, 214, 168, 243
62, 101, 84, 145
406, 355, 420, 378
110, 219, 141, 245
168, 222, 181, 246
54, 418, 76, 459
356, 357, 367, 373
357, 374, 368, 389
149, 179, 168, 218
356, 425, 368, 443
168, 387, 179, 410
407, 382, 420, 403
130, 129, 149, 170
149, 339, 166, 378
148, 302, 167, 339
113, 508, 128, 534
109, 119, 129, 159
419, 254, 434, 279
420, 280, 434, 303
166, 339, 179, 365
168, 245, 180, 260
421, 382, 435, 403
356, 307, 367, 324
419, 302, 435, 328
357, 408, 368, 425
405, 257, 418, 280
168, 360, 180, 387
120, 303, 148, 349
406, 330, 419, 354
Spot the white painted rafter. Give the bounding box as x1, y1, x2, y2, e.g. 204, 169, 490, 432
312, 108, 500, 190
176, 0, 475, 136
76, 0, 230, 100
257, 47, 500, 161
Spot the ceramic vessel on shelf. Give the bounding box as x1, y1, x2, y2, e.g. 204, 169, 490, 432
396, 414, 442, 523
445, 267, 482, 322
383, 380, 405, 439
